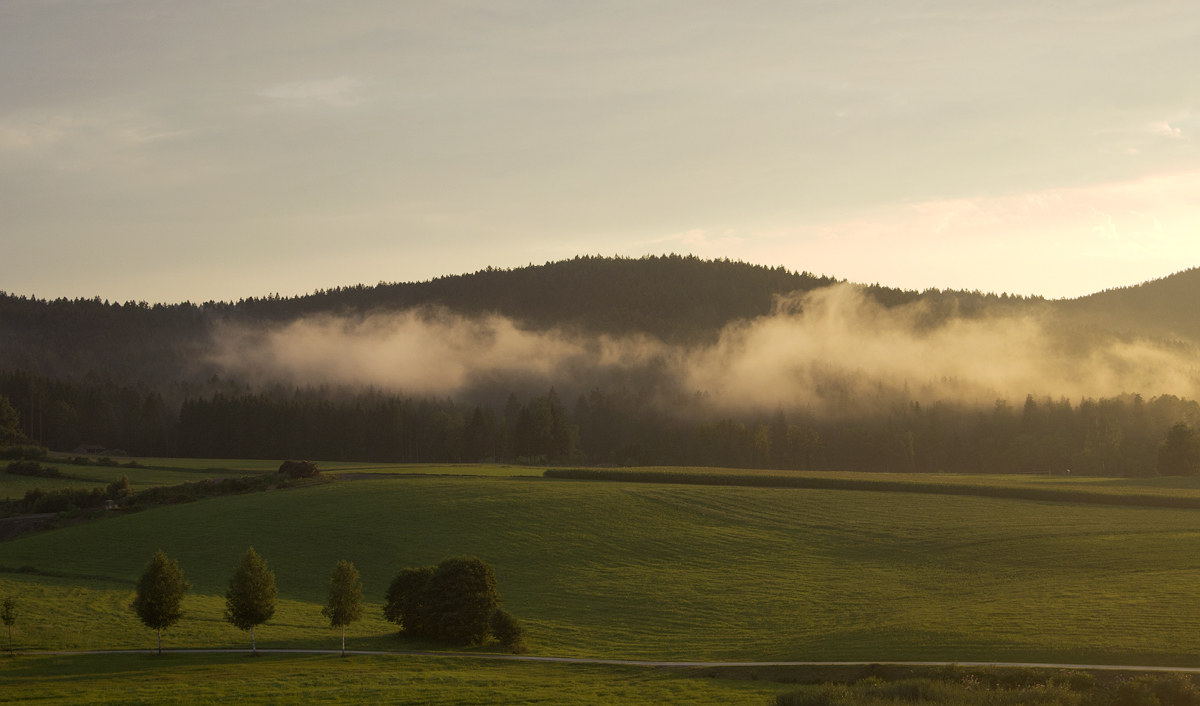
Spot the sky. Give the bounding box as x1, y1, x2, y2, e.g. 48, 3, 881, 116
1, 0, 1198, 304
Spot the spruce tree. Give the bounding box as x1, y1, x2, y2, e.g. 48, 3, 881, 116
321, 560, 363, 656
224, 548, 277, 655
132, 551, 190, 655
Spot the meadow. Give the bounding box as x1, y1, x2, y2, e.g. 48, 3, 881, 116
0, 653, 791, 705
3, 471, 1200, 665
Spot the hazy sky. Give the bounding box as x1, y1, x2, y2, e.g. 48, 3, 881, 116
2, 0, 1198, 303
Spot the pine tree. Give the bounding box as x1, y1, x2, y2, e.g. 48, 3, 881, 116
321, 560, 363, 656
224, 548, 277, 655
131, 551, 190, 655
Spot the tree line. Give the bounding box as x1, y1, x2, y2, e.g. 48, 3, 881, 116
4, 369, 1200, 476
6, 550, 523, 657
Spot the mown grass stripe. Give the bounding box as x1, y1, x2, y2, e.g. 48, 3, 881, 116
543, 468, 1200, 509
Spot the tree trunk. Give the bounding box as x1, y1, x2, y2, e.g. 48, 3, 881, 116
341, 625, 346, 657
157, 627, 162, 655
251, 625, 256, 655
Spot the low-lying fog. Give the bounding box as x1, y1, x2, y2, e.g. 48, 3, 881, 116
210, 284, 1200, 414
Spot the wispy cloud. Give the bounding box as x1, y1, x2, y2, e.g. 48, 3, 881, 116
259, 77, 365, 108
1149, 120, 1183, 138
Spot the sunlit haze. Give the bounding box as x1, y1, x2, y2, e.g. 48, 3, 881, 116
2, 1, 1198, 302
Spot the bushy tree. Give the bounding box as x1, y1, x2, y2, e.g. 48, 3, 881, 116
131, 550, 190, 655
425, 557, 501, 644
224, 548, 277, 654
384, 556, 505, 646
2, 597, 16, 655
321, 560, 363, 656
1159, 423, 1200, 476
384, 566, 435, 635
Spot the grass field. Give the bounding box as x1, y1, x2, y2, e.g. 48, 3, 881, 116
2, 459, 537, 499
552, 466, 1200, 504
4, 474, 1200, 666
0, 653, 789, 705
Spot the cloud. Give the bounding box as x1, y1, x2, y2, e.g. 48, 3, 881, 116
259, 77, 364, 108
1149, 120, 1183, 138
210, 284, 1200, 415
0, 116, 75, 152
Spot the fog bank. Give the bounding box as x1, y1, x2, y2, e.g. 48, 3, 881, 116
211, 284, 1200, 413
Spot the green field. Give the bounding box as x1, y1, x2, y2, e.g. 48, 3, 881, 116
2, 458, 536, 499
555, 466, 1200, 503
0, 653, 789, 705
4, 473, 1200, 665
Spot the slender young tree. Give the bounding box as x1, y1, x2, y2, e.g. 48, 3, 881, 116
224, 548, 277, 655
131, 550, 190, 655
2, 597, 16, 656
321, 560, 363, 656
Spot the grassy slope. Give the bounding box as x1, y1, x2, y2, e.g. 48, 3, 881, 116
3, 477, 1200, 665
0, 653, 786, 705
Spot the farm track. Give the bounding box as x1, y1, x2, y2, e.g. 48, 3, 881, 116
18, 649, 1200, 673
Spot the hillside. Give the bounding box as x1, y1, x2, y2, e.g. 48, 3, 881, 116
0, 254, 1033, 386
1, 255, 1196, 395
1054, 267, 1200, 342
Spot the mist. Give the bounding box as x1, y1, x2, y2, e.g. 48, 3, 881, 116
210, 284, 1200, 414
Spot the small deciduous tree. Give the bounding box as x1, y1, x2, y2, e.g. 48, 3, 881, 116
2, 597, 16, 656
321, 560, 363, 656
131, 550, 190, 655
224, 547, 277, 655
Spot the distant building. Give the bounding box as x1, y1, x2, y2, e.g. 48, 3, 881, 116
72, 445, 107, 455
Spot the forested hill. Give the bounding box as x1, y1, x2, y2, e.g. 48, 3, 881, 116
0, 255, 889, 383
1055, 267, 1200, 342
0, 254, 1192, 386
209, 255, 848, 338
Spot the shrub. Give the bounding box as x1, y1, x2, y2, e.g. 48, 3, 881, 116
27, 486, 106, 514
1154, 674, 1200, 706
1117, 678, 1163, 706
488, 608, 526, 653
106, 476, 131, 500
0, 445, 48, 460
97, 457, 119, 467
277, 460, 319, 478
32, 493, 74, 514
1065, 671, 1095, 692
5, 460, 62, 478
